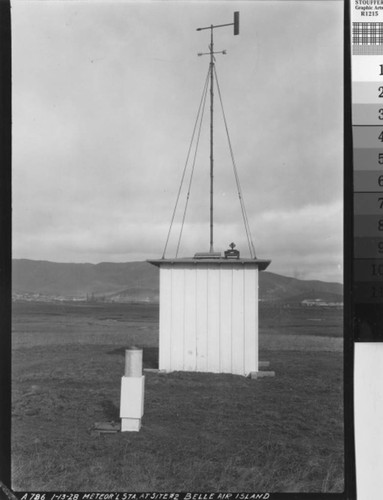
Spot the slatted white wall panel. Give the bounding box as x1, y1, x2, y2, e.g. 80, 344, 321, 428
207, 266, 220, 372
158, 263, 259, 376
195, 267, 208, 372
244, 268, 258, 374
184, 267, 197, 371
219, 267, 232, 372
159, 266, 171, 369
231, 268, 245, 375
170, 268, 184, 371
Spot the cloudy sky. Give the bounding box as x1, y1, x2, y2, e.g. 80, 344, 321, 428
12, 0, 343, 282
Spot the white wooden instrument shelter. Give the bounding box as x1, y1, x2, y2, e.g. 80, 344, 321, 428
148, 255, 270, 376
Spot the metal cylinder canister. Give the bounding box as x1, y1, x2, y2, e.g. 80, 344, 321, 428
124, 346, 143, 377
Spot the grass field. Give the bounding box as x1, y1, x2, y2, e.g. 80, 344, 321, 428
11, 302, 344, 492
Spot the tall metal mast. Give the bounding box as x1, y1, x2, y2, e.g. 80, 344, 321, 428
209, 27, 214, 253
197, 12, 239, 254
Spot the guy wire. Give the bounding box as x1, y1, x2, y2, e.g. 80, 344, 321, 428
162, 67, 211, 259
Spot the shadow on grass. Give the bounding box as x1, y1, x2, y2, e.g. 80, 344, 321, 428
107, 347, 159, 369
100, 399, 119, 420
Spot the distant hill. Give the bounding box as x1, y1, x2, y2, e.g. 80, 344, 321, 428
259, 271, 343, 304
12, 259, 343, 304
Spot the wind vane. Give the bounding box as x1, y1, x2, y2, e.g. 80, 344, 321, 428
196, 12, 239, 254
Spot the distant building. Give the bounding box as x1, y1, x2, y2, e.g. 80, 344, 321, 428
301, 298, 343, 307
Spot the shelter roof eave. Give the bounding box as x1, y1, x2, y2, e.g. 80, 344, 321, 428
147, 258, 271, 271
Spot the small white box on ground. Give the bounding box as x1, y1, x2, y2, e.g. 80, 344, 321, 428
121, 417, 142, 432
120, 376, 145, 420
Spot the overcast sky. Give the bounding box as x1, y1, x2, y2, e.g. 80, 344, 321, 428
12, 0, 343, 282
